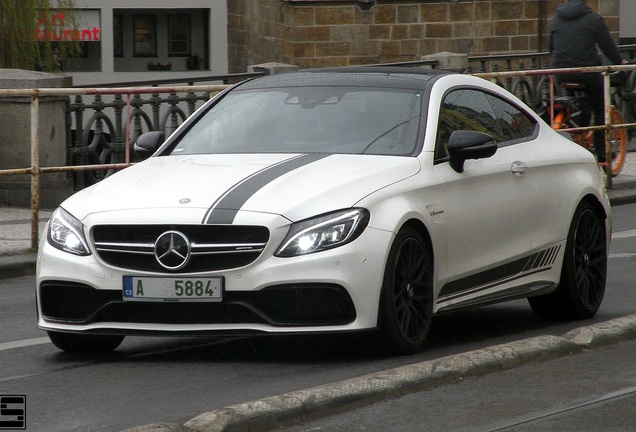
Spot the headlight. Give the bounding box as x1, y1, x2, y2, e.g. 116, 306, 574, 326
47, 207, 91, 256
275, 208, 370, 257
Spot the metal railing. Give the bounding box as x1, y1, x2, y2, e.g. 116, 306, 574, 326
473, 63, 636, 190
52, 49, 636, 192
467, 44, 636, 114
0, 84, 230, 250
67, 72, 266, 191
2, 64, 636, 251
67, 89, 211, 190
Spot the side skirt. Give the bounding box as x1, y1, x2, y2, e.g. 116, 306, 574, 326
436, 281, 556, 314
435, 244, 562, 313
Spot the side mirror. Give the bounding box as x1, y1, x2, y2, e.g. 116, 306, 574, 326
133, 131, 165, 160
447, 130, 497, 173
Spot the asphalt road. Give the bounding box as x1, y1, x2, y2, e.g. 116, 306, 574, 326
278, 338, 636, 432
276, 203, 636, 432
1, 204, 635, 432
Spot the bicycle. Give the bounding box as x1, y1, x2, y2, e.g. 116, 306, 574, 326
549, 80, 627, 177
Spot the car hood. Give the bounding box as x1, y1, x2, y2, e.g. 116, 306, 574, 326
62, 153, 421, 224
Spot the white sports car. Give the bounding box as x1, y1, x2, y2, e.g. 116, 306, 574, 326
36, 67, 611, 355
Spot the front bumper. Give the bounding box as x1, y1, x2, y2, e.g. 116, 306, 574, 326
36, 226, 394, 335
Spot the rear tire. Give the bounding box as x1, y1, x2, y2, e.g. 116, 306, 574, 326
529, 201, 607, 320
48, 331, 124, 353
378, 227, 434, 355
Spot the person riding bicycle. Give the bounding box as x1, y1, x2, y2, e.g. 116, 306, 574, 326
549, 0, 626, 163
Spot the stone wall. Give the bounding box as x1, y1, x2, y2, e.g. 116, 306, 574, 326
0, 70, 74, 208
227, 0, 621, 73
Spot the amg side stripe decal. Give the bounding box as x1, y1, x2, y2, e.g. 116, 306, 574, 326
438, 245, 562, 302
203, 153, 330, 224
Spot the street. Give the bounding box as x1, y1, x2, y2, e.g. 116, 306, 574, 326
279, 202, 636, 432
279, 339, 636, 432
1, 203, 636, 431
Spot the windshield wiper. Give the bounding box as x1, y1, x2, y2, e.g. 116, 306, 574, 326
361, 116, 419, 154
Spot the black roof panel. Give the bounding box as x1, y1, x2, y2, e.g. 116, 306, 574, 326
237, 66, 453, 91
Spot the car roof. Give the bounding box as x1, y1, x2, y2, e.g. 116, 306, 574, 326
236, 66, 455, 91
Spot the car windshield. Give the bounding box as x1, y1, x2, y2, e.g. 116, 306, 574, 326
170, 86, 422, 156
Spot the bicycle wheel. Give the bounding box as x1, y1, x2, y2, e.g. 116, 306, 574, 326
608, 107, 627, 176
511, 77, 532, 107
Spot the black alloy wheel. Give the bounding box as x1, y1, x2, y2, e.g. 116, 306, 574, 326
529, 201, 607, 320
379, 227, 434, 355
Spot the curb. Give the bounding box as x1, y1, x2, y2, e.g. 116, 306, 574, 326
608, 187, 636, 206
122, 314, 636, 432
0, 253, 37, 279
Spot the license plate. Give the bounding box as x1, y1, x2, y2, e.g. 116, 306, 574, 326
123, 276, 223, 302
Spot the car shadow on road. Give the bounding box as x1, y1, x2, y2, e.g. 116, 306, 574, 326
48, 300, 567, 365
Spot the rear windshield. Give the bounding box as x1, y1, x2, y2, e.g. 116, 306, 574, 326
170, 86, 422, 156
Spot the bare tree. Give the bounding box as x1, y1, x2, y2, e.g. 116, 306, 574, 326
0, 0, 80, 72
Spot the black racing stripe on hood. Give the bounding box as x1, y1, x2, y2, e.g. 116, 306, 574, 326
203, 153, 331, 224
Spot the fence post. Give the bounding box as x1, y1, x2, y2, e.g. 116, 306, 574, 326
604, 70, 613, 188
247, 62, 299, 75
421, 52, 468, 73
30, 96, 40, 250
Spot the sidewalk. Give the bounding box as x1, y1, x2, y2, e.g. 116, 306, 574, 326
603, 150, 636, 204
0, 207, 51, 278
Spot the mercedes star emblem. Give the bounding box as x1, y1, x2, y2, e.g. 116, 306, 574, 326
154, 231, 191, 270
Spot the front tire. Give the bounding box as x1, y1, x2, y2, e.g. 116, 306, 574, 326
48, 331, 125, 353
378, 227, 434, 355
529, 201, 607, 320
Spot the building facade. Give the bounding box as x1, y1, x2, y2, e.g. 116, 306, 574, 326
227, 0, 624, 72
50, 1, 626, 84
57, 0, 228, 86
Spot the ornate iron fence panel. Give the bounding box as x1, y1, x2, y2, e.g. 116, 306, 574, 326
63, 47, 636, 191
467, 45, 636, 118
66, 89, 214, 190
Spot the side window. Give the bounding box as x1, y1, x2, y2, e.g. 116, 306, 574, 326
435, 88, 537, 161
482, 92, 537, 143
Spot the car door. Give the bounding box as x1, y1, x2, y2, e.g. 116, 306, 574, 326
431, 87, 546, 308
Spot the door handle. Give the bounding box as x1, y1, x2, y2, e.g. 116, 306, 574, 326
511, 161, 527, 175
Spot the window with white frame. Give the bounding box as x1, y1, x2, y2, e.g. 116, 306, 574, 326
168, 14, 191, 56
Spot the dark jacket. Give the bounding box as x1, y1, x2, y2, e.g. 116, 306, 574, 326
549, 0, 622, 68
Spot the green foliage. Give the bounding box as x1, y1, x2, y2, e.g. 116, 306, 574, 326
0, 0, 81, 72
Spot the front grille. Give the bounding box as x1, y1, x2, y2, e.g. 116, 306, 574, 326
39, 282, 357, 327
92, 224, 269, 273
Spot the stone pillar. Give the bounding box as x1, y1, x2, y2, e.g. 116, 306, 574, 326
421, 52, 469, 73
0, 69, 74, 208
248, 62, 299, 75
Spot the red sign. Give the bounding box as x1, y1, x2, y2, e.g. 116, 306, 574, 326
36, 13, 100, 42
